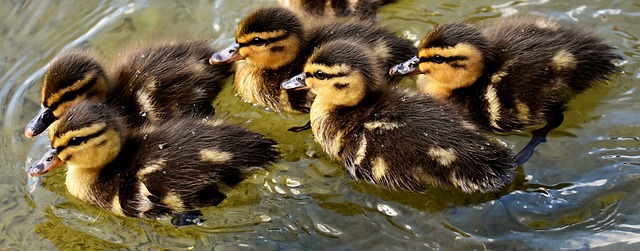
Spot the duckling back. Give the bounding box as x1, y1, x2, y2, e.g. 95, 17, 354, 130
25, 40, 232, 138
223, 6, 414, 113
107, 40, 233, 127
117, 117, 278, 218
279, 0, 395, 21
291, 40, 515, 193
340, 90, 515, 192
414, 16, 621, 131
30, 101, 277, 224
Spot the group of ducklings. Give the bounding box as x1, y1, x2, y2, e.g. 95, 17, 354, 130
25, 0, 620, 225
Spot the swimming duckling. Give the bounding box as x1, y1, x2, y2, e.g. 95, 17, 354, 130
278, 0, 394, 21
28, 101, 278, 226
25, 40, 233, 138
390, 16, 621, 165
210, 6, 414, 116
282, 40, 515, 193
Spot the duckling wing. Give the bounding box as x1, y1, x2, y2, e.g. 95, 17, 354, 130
342, 91, 515, 193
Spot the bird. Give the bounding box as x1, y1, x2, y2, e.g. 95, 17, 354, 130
28, 101, 279, 226
209, 5, 415, 121
278, 0, 395, 22
389, 15, 621, 165
282, 40, 516, 193
24, 40, 233, 138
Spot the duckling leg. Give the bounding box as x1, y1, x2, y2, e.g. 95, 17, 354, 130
171, 211, 204, 226
514, 113, 564, 166
288, 120, 311, 132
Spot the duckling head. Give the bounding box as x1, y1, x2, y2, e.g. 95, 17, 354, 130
210, 6, 306, 70
390, 22, 491, 98
282, 40, 381, 107
25, 51, 109, 138
28, 102, 124, 177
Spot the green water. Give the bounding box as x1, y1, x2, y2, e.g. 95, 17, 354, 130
1, 0, 639, 250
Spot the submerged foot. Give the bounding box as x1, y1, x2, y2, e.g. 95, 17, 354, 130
288, 120, 311, 132
171, 211, 204, 226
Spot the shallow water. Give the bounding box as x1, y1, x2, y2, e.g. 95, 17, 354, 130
1, 0, 639, 250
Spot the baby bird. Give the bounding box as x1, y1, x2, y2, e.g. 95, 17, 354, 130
28, 101, 278, 226
282, 40, 515, 193
25, 40, 232, 138
210, 6, 414, 116
390, 16, 621, 165
278, 0, 395, 21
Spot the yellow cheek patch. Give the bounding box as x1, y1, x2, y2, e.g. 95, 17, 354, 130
418, 43, 484, 90
304, 64, 365, 107
200, 148, 233, 163
44, 70, 98, 107
54, 123, 107, 149
57, 129, 120, 170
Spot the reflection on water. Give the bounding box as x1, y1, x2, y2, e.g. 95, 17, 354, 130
1, 0, 639, 249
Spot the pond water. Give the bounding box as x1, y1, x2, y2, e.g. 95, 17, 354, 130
1, 0, 639, 250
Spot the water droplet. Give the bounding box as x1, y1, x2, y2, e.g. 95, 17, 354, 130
286, 178, 301, 187
158, 143, 167, 149
143, 134, 148, 140
139, 112, 147, 117
377, 203, 398, 216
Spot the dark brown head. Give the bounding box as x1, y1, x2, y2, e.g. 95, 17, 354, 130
25, 51, 108, 138
210, 6, 306, 69
283, 40, 381, 107
391, 22, 489, 99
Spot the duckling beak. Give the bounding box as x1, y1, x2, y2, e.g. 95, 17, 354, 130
389, 56, 421, 76
24, 106, 55, 138
281, 73, 309, 90
209, 42, 244, 64
28, 148, 63, 177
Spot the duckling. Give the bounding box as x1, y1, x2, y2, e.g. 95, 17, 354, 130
24, 40, 233, 138
390, 15, 621, 165
28, 101, 278, 226
282, 40, 515, 193
210, 6, 414, 117
278, 0, 395, 21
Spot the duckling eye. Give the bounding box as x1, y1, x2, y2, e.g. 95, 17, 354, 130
430, 55, 446, 64
314, 71, 328, 80
251, 37, 267, 46
67, 137, 83, 146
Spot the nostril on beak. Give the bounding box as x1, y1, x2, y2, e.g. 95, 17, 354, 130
228, 49, 236, 54
212, 53, 223, 62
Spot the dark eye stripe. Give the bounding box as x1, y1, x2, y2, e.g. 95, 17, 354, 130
57, 128, 107, 152
237, 33, 290, 47
47, 75, 99, 111
419, 55, 469, 63
305, 72, 348, 79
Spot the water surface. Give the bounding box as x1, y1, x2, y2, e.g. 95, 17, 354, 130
1, 0, 639, 250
